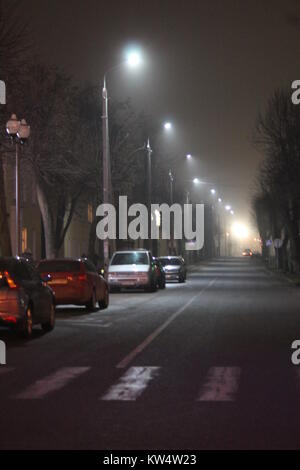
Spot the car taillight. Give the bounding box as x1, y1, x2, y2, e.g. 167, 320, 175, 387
0, 271, 20, 289
77, 273, 87, 282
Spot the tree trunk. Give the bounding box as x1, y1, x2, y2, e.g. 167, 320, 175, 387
287, 218, 300, 273
0, 156, 12, 256
36, 182, 56, 259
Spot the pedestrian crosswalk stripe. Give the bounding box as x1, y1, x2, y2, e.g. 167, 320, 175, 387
15, 366, 90, 399
101, 366, 160, 401
197, 367, 241, 402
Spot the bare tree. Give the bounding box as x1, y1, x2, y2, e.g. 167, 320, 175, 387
253, 88, 300, 271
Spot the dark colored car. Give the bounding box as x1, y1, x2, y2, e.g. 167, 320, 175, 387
0, 257, 55, 338
37, 258, 109, 311
159, 256, 187, 283
242, 248, 253, 257
153, 258, 166, 289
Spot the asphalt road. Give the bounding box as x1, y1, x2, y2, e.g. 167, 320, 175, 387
1, 257, 300, 450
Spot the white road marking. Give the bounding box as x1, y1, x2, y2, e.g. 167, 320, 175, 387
116, 278, 216, 369
197, 367, 241, 402
15, 366, 90, 399
101, 366, 160, 401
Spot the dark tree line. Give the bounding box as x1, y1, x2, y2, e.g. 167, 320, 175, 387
252, 87, 300, 272
0, 0, 171, 259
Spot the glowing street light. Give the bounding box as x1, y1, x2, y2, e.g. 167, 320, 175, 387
126, 50, 142, 67
210, 188, 216, 195
193, 177, 200, 185
225, 205, 231, 211
230, 210, 234, 215
186, 153, 192, 160
218, 197, 222, 203
164, 122, 172, 131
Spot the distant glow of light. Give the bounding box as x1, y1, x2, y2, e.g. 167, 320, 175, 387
218, 197, 222, 203
186, 154, 192, 160
164, 122, 172, 130
211, 188, 216, 195
193, 177, 200, 184
230, 210, 234, 215
126, 50, 142, 67
225, 205, 231, 211
231, 222, 249, 240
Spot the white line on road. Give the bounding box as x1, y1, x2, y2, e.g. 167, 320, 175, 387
15, 366, 90, 399
197, 367, 241, 402
116, 278, 216, 369
101, 366, 160, 401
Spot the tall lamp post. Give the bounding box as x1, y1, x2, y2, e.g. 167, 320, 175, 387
146, 139, 152, 252
102, 76, 110, 270
6, 114, 30, 256
101, 49, 142, 271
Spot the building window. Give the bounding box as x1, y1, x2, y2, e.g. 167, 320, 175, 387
88, 204, 93, 223
21, 228, 27, 253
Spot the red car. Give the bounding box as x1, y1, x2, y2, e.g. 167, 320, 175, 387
37, 258, 109, 311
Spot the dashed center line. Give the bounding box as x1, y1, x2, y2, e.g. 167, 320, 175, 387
116, 278, 216, 369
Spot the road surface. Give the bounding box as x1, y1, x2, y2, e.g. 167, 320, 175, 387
1, 257, 300, 450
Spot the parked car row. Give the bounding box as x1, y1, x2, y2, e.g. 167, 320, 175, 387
0, 250, 186, 338
108, 249, 186, 292
0, 256, 109, 338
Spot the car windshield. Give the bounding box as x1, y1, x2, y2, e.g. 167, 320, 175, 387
111, 252, 149, 265
159, 258, 182, 266
38, 260, 81, 273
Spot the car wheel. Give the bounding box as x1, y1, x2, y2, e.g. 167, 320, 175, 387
86, 290, 97, 311
159, 279, 166, 289
179, 274, 185, 283
17, 305, 33, 338
99, 288, 109, 309
41, 301, 55, 332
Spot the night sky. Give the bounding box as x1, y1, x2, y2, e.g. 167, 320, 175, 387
25, 0, 300, 229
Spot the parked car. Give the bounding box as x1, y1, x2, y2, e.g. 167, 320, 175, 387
108, 250, 158, 292
242, 248, 253, 257
153, 258, 166, 289
0, 257, 55, 338
37, 258, 109, 311
159, 256, 187, 283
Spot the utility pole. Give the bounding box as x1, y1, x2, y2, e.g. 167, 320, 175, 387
169, 170, 174, 255
102, 76, 110, 272
146, 139, 152, 253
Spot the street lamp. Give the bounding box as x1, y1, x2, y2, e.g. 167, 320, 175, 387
102, 50, 142, 270
193, 177, 200, 185
186, 153, 192, 160
164, 122, 172, 131
6, 114, 30, 256
225, 204, 231, 211
210, 188, 216, 195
